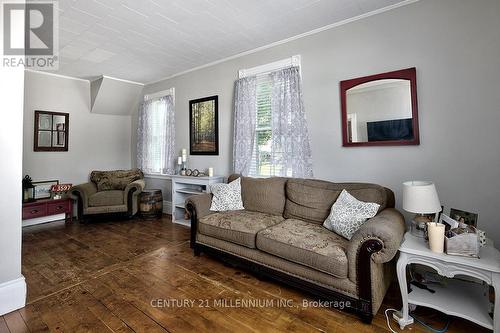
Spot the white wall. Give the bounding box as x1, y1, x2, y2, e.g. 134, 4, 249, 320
24, 71, 132, 185
138, 0, 500, 244
0, 67, 26, 314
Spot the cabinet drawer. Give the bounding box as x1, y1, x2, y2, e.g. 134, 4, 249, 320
22, 204, 47, 219
47, 201, 70, 215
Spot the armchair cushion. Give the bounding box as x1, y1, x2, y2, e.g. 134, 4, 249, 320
89, 190, 124, 207
90, 168, 144, 191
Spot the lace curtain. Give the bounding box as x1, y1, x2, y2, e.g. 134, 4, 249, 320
137, 95, 176, 175
233, 76, 257, 176
269, 66, 313, 178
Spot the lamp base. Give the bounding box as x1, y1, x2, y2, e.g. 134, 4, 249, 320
410, 214, 432, 238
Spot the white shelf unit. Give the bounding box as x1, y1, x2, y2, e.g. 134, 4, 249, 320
408, 278, 492, 329
170, 175, 224, 227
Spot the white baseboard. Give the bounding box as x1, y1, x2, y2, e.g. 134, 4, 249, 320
0, 277, 26, 316
163, 200, 172, 214
22, 213, 65, 227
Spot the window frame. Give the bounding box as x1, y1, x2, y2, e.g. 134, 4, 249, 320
239, 56, 301, 177
142, 88, 175, 177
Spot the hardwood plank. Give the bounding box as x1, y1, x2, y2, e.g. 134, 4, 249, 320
0, 316, 10, 333
4, 311, 29, 333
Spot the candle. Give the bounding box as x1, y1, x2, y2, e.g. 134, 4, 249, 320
208, 167, 214, 177
182, 155, 187, 162
181, 148, 187, 155
427, 222, 445, 253
177, 157, 182, 165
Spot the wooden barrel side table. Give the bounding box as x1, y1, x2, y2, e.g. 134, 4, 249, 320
139, 189, 163, 218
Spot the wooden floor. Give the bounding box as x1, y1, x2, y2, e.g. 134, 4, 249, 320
0, 215, 490, 333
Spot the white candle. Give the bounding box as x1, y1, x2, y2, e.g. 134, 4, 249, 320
177, 157, 182, 165
208, 167, 214, 177
182, 155, 187, 162
181, 148, 187, 155
427, 222, 445, 253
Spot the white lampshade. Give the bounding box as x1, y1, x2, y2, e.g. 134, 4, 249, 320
402, 181, 441, 214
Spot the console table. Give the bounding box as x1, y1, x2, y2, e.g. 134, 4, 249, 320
396, 232, 499, 331
22, 198, 73, 223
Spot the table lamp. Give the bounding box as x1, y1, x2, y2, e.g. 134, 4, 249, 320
402, 181, 442, 238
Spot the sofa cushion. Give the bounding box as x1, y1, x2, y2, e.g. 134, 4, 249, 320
227, 174, 287, 216
284, 179, 389, 224
90, 168, 144, 191
88, 190, 124, 207
256, 219, 349, 278
198, 210, 284, 248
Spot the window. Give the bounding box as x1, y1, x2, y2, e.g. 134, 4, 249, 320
137, 88, 176, 175
239, 56, 301, 177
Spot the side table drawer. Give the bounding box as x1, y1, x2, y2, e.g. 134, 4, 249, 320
48, 201, 70, 215
22, 204, 47, 219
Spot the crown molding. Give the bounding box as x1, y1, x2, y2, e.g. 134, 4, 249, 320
25, 69, 89, 82
145, 0, 419, 85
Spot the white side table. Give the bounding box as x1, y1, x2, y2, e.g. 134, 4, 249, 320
396, 232, 500, 331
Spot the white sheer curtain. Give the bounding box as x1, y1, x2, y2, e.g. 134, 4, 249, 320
269, 66, 313, 178
137, 95, 176, 175
233, 76, 257, 176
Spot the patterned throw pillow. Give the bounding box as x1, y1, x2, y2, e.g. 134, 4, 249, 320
210, 177, 245, 212
323, 189, 380, 240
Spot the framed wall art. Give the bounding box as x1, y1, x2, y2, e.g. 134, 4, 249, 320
189, 95, 218, 155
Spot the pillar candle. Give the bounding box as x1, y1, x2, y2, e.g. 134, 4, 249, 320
177, 157, 182, 165
208, 167, 214, 177
427, 222, 445, 253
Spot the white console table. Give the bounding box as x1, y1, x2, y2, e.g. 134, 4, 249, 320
396, 233, 500, 331
170, 175, 223, 227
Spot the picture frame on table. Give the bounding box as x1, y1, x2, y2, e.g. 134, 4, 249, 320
32, 180, 59, 200
449, 208, 478, 227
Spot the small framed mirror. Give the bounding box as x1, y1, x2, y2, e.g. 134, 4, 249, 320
34, 111, 69, 151
340, 67, 419, 146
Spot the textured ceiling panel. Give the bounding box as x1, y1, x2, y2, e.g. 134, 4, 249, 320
50, 0, 410, 83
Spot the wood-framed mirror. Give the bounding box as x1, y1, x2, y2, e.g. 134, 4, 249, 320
340, 67, 419, 147
34, 110, 69, 151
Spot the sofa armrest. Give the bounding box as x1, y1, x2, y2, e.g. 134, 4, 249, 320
124, 179, 145, 215
69, 182, 97, 208
185, 193, 213, 248
185, 193, 213, 220
347, 208, 405, 281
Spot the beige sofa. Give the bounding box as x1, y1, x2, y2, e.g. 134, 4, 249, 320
186, 174, 405, 323
70, 169, 145, 218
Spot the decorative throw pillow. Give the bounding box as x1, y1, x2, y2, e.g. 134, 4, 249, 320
323, 189, 380, 240
210, 177, 245, 212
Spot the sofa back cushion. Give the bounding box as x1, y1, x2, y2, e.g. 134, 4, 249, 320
90, 168, 144, 191
284, 179, 393, 224
227, 174, 287, 216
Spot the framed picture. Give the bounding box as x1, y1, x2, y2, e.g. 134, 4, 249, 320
189, 95, 218, 155
34, 111, 69, 151
449, 208, 478, 227
33, 180, 59, 200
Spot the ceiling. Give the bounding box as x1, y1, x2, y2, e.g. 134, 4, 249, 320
53, 0, 410, 84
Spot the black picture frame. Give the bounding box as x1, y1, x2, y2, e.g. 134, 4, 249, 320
189, 95, 219, 155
